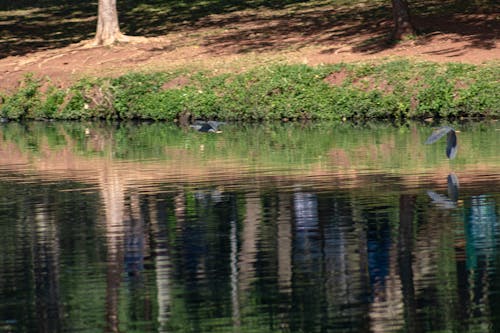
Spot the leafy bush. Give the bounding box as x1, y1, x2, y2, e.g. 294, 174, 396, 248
112, 72, 170, 119
1, 61, 498, 121
37, 87, 66, 119
1, 74, 41, 120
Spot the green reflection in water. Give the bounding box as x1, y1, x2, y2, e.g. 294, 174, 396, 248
0, 120, 499, 174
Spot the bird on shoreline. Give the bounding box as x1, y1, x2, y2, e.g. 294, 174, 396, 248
425, 126, 458, 159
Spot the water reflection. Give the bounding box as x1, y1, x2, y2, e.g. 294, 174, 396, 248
34, 203, 62, 333
0, 121, 499, 333
467, 195, 498, 269
427, 173, 460, 209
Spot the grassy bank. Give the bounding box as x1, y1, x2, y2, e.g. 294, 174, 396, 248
1, 59, 498, 122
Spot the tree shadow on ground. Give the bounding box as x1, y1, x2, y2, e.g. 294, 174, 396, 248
347, 17, 498, 56
197, 2, 393, 55
0, 2, 96, 58
0, 0, 303, 58
0, 0, 497, 59
196, 0, 498, 56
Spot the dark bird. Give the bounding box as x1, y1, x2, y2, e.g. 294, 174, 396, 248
190, 121, 225, 133
425, 126, 458, 159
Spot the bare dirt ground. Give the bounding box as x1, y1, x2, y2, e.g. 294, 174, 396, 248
0, 6, 498, 93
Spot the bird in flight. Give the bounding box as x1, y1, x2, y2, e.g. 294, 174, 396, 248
425, 126, 458, 159
190, 121, 225, 133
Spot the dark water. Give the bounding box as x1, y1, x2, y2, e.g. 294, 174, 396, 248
0, 121, 499, 333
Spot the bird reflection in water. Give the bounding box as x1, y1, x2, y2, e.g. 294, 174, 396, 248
425, 126, 458, 159
427, 173, 460, 209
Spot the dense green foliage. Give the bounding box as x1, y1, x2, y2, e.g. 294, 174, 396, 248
1, 60, 498, 121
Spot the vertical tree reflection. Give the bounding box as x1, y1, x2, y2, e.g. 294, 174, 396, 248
398, 195, 419, 333
2, 175, 500, 332
463, 195, 497, 331
367, 201, 403, 333
99, 164, 125, 333
291, 190, 370, 332
291, 191, 321, 331
277, 192, 293, 330
124, 191, 155, 331
34, 202, 62, 333
277, 193, 292, 293
153, 195, 172, 332
238, 193, 260, 294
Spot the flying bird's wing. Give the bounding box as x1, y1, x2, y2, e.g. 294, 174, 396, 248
190, 124, 203, 131
207, 121, 225, 130
425, 126, 454, 144
427, 190, 457, 209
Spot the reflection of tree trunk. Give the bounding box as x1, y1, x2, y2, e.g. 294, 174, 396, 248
126, 191, 145, 276
398, 195, 420, 333
105, 246, 123, 333
391, 0, 415, 40
129, 191, 141, 221
99, 163, 125, 333
149, 197, 171, 332
369, 244, 404, 332
350, 198, 370, 321
320, 196, 369, 329
174, 190, 186, 224
34, 202, 62, 333
412, 208, 459, 327
276, 193, 292, 331
238, 193, 261, 293
369, 195, 405, 332
353, 200, 370, 288
230, 217, 240, 328
277, 193, 292, 293
125, 191, 154, 323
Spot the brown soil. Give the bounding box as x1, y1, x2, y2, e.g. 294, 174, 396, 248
0, 8, 498, 93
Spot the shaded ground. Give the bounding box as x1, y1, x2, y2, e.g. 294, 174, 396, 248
0, 0, 498, 92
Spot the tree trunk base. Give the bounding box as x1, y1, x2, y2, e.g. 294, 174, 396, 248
82, 34, 149, 48
392, 26, 416, 41
391, 0, 416, 41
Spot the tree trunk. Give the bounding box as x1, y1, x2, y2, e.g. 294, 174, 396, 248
391, 0, 415, 40
95, 0, 125, 45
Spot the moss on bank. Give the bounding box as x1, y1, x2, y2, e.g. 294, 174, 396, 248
1, 59, 498, 121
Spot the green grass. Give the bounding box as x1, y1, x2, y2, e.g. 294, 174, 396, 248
1, 60, 498, 121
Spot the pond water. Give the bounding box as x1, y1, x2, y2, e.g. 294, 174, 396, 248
0, 121, 499, 333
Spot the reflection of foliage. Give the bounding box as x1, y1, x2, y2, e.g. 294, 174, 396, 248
1, 120, 500, 174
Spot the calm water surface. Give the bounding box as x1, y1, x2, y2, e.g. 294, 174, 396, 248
0, 121, 499, 333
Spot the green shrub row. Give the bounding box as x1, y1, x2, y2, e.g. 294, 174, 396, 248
1, 60, 498, 121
